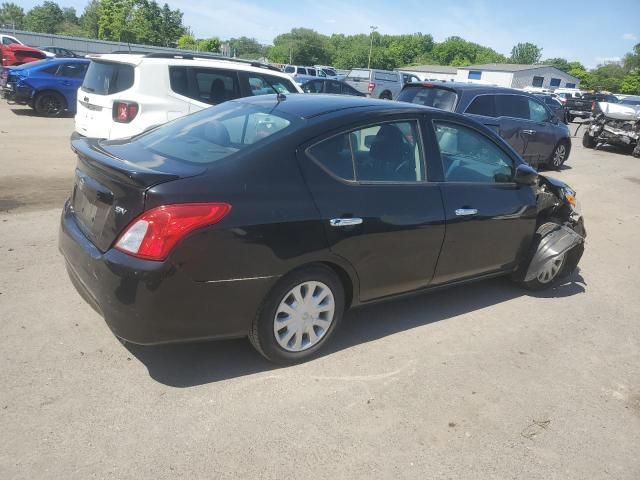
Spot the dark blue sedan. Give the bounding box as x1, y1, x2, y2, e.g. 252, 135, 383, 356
1, 58, 89, 116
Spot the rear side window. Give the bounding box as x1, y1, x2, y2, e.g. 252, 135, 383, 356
495, 95, 529, 120
304, 80, 324, 93
169, 66, 189, 96
126, 103, 293, 165
193, 68, 240, 105
398, 87, 457, 111
298, 67, 307, 75
308, 120, 425, 183
307, 68, 316, 76
41, 64, 60, 75
434, 122, 514, 183
528, 99, 548, 122
58, 63, 87, 78
466, 95, 496, 117
82, 61, 134, 95
244, 72, 298, 95
326, 81, 341, 94
284, 66, 295, 73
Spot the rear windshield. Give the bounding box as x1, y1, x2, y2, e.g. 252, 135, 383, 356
397, 86, 458, 112
347, 69, 371, 80
82, 61, 134, 95
123, 102, 294, 165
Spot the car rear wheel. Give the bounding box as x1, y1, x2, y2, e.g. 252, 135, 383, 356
34, 91, 66, 117
249, 265, 345, 364
548, 141, 569, 170
379, 91, 392, 100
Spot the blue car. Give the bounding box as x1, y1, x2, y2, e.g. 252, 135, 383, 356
1, 58, 89, 117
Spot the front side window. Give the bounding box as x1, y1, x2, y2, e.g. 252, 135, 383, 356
121, 103, 293, 165
434, 122, 514, 183
528, 98, 549, 122
495, 95, 529, 120
466, 95, 496, 117
303, 80, 324, 93
308, 120, 425, 183
246, 73, 298, 95
194, 68, 240, 105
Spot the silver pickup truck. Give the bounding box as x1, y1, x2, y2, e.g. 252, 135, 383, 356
344, 68, 404, 100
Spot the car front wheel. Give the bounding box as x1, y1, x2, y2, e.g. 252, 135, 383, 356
249, 265, 345, 364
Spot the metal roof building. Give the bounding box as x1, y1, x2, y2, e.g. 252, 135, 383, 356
455, 64, 581, 89
395, 65, 458, 82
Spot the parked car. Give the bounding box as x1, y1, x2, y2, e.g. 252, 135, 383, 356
583, 100, 640, 157
565, 92, 619, 122
59, 94, 585, 363
1, 58, 89, 116
1, 34, 47, 66
314, 65, 342, 80
74, 53, 303, 140
533, 93, 567, 123
397, 82, 572, 169
283, 65, 319, 84
301, 78, 365, 96
40, 46, 81, 58
344, 68, 403, 100
619, 95, 640, 106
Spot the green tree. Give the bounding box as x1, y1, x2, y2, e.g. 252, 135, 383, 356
623, 43, 640, 72
227, 36, 264, 58
432, 36, 505, 66
197, 37, 220, 53
176, 32, 196, 50
269, 28, 331, 65
159, 3, 184, 47
620, 71, 640, 94
510, 42, 542, 64
98, 0, 135, 41
587, 62, 627, 92
80, 0, 101, 38
62, 6, 78, 24
0, 2, 25, 28
24, 1, 64, 34
543, 57, 570, 72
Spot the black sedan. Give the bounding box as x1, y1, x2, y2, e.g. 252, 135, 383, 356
59, 94, 585, 363
301, 78, 365, 96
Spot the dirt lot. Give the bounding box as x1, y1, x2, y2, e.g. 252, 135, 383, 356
1, 101, 639, 479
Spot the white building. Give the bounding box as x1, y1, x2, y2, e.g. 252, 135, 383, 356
395, 65, 457, 82
455, 64, 580, 90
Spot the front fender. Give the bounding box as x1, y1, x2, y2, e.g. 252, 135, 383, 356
524, 223, 585, 282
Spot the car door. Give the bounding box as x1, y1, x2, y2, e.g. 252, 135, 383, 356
524, 97, 557, 164
493, 94, 538, 164
428, 117, 537, 284
55, 62, 88, 103
298, 116, 446, 301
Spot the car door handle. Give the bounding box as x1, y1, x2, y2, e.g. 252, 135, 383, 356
60, 81, 71, 86
455, 208, 478, 216
330, 218, 363, 227
522, 129, 536, 135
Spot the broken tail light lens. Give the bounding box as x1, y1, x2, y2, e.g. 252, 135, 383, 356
113, 101, 139, 123
368, 82, 375, 93
114, 203, 232, 261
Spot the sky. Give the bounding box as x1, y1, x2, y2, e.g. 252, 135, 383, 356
18, 0, 640, 68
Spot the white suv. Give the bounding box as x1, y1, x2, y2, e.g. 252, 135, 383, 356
74, 53, 303, 140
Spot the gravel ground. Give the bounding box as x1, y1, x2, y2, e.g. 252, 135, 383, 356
1, 102, 639, 479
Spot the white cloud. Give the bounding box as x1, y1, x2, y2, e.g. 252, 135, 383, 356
622, 33, 638, 41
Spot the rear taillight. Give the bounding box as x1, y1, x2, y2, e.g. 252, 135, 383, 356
114, 203, 231, 261
591, 101, 596, 111
368, 82, 375, 93
113, 101, 139, 123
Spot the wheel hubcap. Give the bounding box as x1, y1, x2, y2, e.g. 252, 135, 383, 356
536, 253, 565, 284
43, 96, 61, 114
273, 281, 335, 352
553, 145, 566, 166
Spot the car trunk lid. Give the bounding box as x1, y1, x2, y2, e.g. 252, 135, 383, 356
70, 138, 206, 252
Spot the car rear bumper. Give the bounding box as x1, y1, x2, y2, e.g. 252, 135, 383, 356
59, 200, 279, 345
2, 83, 31, 103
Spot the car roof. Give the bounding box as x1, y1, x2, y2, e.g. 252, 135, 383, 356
44, 57, 88, 63
230, 93, 428, 119
404, 81, 528, 96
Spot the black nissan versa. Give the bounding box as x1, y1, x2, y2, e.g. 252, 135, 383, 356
397, 83, 572, 170
59, 94, 586, 363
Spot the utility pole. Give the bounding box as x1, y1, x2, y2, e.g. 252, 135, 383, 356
368, 25, 377, 69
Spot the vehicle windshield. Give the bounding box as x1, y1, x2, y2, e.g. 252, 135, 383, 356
120, 101, 295, 165
397, 86, 458, 111
347, 69, 370, 80
82, 61, 134, 95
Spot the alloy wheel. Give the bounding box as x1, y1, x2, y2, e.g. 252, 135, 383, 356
553, 144, 566, 167
42, 95, 62, 116
273, 281, 335, 352
536, 253, 566, 284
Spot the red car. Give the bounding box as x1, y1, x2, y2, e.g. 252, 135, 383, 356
0, 35, 47, 67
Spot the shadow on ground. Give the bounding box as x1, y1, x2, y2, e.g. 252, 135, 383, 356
10, 107, 74, 118
127, 273, 586, 388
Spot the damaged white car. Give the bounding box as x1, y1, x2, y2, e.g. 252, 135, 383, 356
582, 100, 640, 157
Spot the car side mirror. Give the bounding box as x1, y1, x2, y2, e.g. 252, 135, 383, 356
514, 164, 538, 185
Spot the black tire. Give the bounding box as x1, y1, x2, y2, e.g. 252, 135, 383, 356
248, 265, 345, 364
521, 220, 585, 291
34, 91, 66, 117
548, 140, 569, 170
379, 91, 392, 100
582, 131, 596, 149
